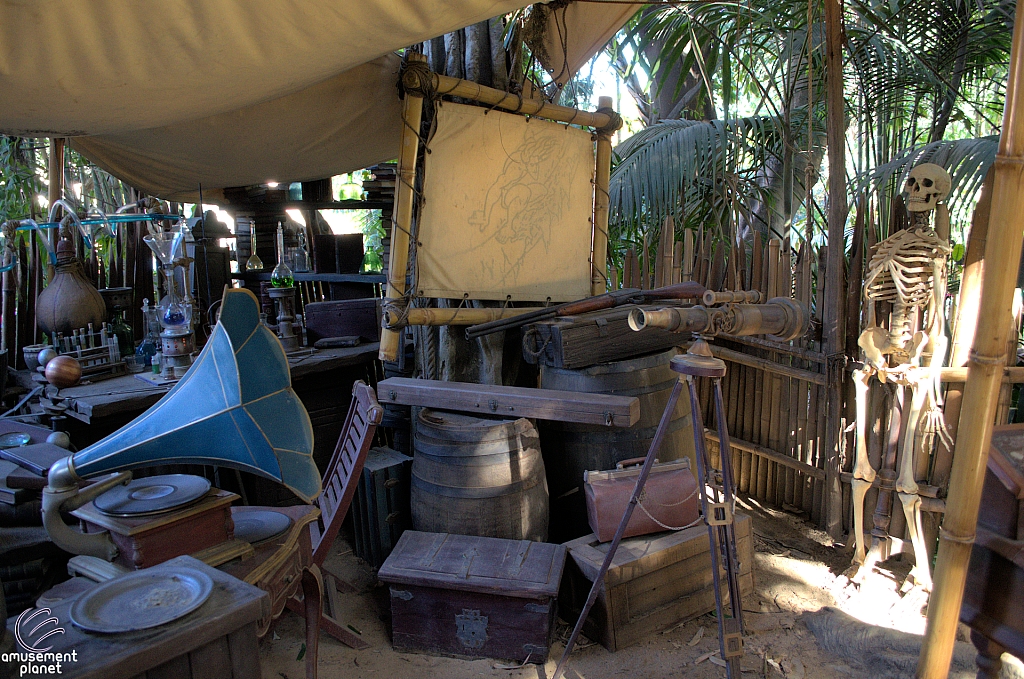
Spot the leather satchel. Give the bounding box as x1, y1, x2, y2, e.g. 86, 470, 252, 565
584, 458, 700, 543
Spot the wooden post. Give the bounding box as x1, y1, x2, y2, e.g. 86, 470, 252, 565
47, 138, 64, 281
917, 0, 1024, 673
822, 0, 848, 540
593, 96, 616, 296
380, 54, 427, 363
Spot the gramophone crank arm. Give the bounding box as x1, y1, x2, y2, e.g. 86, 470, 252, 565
42, 458, 130, 560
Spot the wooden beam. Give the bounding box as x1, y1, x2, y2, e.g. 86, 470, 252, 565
711, 345, 826, 385
376, 377, 639, 427
822, 0, 847, 540
704, 429, 825, 480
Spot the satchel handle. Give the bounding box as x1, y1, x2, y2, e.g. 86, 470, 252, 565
616, 457, 658, 469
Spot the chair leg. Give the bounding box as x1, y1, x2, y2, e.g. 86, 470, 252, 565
302, 564, 323, 679
971, 629, 1004, 679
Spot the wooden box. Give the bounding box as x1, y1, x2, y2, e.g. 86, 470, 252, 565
8, 556, 269, 679
559, 513, 754, 651
73, 489, 238, 570
523, 305, 685, 370
352, 446, 413, 569
379, 531, 566, 663
303, 298, 381, 344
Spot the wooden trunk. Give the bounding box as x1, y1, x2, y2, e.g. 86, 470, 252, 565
960, 425, 1024, 672
523, 305, 687, 370
303, 298, 381, 344
352, 446, 413, 569
73, 489, 237, 570
379, 531, 566, 663
559, 514, 754, 652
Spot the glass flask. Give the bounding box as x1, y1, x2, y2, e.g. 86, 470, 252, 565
245, 219, 264, 271
271, 222, 294, 288
135, 298, 160, 366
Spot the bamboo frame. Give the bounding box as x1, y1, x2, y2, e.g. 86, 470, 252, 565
917, 0, 1024, 672
386, 306, 542, 327
593, 96, 614, 295
379, 54, 427, 362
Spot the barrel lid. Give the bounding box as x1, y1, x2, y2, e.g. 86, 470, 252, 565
379, 531, 566, 599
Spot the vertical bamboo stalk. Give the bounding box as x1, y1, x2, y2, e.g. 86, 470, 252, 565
917, 0, 1024, 669
765, 239, 781, 503
996, 298, 1022, 424
47, 138, 64, 282
592, 96, 615, 295
682, 230, 694, 281
380, 54, 426, 362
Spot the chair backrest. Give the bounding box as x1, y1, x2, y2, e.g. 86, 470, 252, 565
309, 380, 383, 565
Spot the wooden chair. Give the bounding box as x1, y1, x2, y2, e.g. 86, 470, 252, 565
284, 380, 383, 652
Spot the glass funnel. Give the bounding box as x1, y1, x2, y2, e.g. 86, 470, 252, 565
143, 231, 192, 330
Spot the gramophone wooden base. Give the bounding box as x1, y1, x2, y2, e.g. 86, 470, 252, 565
73, 488, 238, 570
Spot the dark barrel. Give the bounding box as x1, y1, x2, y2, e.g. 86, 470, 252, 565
411, 409, 549, 541
539, 347, 696, 542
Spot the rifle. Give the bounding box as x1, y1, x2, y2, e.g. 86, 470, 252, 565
464, 281, 706, 340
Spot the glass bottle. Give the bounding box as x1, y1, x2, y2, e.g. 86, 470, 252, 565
109, 306, 134, 358
245, 219, 264, 271
135, 298, 160, 367
271, 222, 294, 288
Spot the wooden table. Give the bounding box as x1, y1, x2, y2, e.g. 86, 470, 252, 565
11, 343, 379, 424
7, 556, 269, 679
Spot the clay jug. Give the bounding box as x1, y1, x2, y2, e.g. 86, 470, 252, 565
36, 239, 108, 335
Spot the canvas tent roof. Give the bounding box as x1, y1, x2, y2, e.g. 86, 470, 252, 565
0, 0, 636, 201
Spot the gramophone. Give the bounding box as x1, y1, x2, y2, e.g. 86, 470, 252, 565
41, 287, 321, 562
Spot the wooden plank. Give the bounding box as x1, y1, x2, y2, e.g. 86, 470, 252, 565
712, 345, 826, 384
704, 430, 825, 480
377, 377, 640, 427
144, 655, 191, 679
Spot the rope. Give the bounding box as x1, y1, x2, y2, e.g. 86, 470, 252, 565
635, 487, 705, 532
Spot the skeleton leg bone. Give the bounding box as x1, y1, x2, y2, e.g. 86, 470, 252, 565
898, 492, 932, 590
851, 366, 875, 565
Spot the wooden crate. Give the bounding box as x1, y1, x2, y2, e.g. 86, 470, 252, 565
379, 531, 566, 663
559, 513, 754, 652
523, 305, 685, 370
352, 446, 412, 569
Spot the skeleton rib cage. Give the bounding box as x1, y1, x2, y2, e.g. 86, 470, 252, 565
863, 228, 951, 308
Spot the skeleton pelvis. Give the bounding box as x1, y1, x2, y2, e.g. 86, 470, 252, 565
858, 327, 928, 372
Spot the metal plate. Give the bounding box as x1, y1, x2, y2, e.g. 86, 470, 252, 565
232, 509, 292, 544
0, 432, 31, 447
94, 474, 211, 517
70, 566, 214, 633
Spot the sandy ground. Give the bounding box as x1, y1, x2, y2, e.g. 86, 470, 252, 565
259, 498, 1015, 679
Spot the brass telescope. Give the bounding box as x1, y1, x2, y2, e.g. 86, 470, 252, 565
628, 296, 808, 341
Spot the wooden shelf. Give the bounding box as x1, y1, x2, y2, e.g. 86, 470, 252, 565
231, 272, 386, 284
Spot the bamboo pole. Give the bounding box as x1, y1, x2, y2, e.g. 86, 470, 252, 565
380, 54, 427, 362
386, 306, 543, 327
47, 138, 64, 282
682, 230, 694, 281
593, 96, 616, 295
917, 0, 1024, 672
409, 71, 616, 130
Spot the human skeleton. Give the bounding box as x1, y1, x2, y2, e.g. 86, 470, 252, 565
851, 163, 952, 590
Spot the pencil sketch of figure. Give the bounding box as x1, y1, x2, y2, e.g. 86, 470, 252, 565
469, 124, 580, 287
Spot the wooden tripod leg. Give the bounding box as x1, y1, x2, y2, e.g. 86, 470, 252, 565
301, 565, 323, 679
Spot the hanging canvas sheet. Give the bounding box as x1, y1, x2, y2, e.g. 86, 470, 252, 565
416, 103, 595, 302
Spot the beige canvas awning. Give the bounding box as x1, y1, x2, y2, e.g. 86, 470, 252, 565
0, 0, 634, 201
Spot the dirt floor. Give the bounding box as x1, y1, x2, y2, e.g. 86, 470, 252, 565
260, 498, 1023, 679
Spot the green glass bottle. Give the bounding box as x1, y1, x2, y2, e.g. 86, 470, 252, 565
271, 222, 294, 288
110, 306, 134, 358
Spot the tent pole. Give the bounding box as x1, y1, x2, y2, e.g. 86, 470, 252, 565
916, 0, 1024, 675
379, 54, 426, 363
593, 95, 614, 296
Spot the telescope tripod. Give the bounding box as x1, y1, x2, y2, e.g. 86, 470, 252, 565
554, 337, 746, 679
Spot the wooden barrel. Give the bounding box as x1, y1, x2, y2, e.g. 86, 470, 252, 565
539, 347, 696, 542
411, 409, 549, 541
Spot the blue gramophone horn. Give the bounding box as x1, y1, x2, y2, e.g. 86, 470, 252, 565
43, 287, 320, 559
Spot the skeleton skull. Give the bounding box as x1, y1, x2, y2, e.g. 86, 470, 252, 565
904, 163, 951, 212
